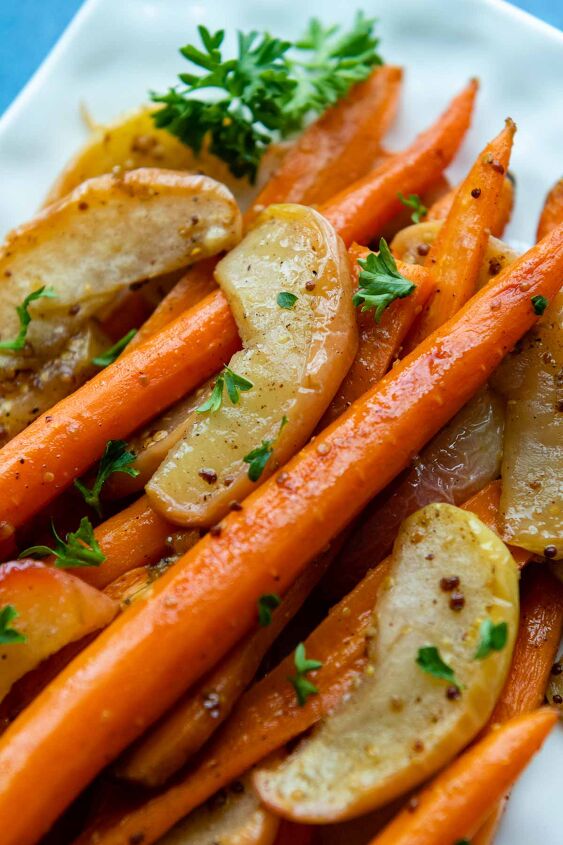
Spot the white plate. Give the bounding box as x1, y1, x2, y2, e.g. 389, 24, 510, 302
0, 1, 561, 842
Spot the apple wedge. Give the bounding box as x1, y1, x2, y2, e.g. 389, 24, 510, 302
158, 776, 280, 845
253, 503, 519, 823
147, 204, 357, 527
0, 560, 117, 701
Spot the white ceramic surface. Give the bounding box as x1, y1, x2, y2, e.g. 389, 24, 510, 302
0, 1, 562, 841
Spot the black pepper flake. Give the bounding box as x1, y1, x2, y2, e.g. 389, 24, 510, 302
209, 524, 222, 537
471, 187, 482, 198
551, 662, 563, 676
198, 468, 218, 484
440, 575, 460, 592
449, 592, 465, 612
544, 545, 557, 559
229, 500, 243, 511
446, 685, 461, 701
417, 243, 430, 256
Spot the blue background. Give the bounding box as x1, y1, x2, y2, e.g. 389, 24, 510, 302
0, 0, 561, 115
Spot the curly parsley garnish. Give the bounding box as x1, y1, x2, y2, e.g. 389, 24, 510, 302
20, 517, 106, 569
92, 329, 137, 368
0, 605, 26, 645
151, 14, 382, 181
0, 286, 58, 352
197, 366, 254, 414
277, 291, 298, 309
258, 593, 282, 627
288, 642, 323, 706
398, 192, 428, 224
353, 239, 415, 322
474, 619, 508, 660
416, 646, 461, 691
74, 440, 139, 517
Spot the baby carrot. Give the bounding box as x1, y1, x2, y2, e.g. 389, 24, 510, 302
428, 174, 515, 238
537, 177, 563, 241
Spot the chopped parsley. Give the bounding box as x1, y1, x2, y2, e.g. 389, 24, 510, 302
151, 15, 382, 181
0, 286, 58, 352
20, 517, 106, 569
416, 646, 461, 690
531, 295, 548, 316
243, 416, 288, 482
353, 239, 415, 322
258, 593, 282, 626
474, 619, 508, 660
0, 605, 26, 645
398, 192, 428, 224
92, 329, 137, 368
277, 291, 298, 309
74, 440, 139, 517
288, 642, 323, 706
197, 366, 254, 414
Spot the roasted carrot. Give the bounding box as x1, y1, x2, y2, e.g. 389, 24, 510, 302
367, 709, 556, 845
0, 229, 561, 845
0, 290, 240, 533
427, 173, 515, 237
537, 177, 563, 241
472, 799, 507, 845
404, 119, 515, 351
461, 481, 531, 569
246, 66, 403, 225
321, 79, 478, 246
321, 247, 435, 426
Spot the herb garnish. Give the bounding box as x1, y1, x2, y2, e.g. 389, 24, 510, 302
474, 619, 508, 660
243, 416, 288, 482
0, 286, 58, 352
353, 239, 416, 322
92, 329, 137, 367
288, 642, 323, 706
197, 366, 254, 414
258, 593, 282, 626
277, 291, 298, 309
0, 605, 26, 645
398, 192, 428, 224
416, 646, 461, 690
74, 440, 139, 517
531, 295, 548, 316
20, 517, 106, 569
151, 15, 382, 181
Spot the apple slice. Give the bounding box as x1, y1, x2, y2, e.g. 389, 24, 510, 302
147, 204, 357, 527
0, 560, 117, 701
158, 776, 280, 845
253, 503, 519, 823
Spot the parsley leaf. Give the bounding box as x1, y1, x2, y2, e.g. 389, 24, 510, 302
277, 291, 298, 309
288, 642, 323, 706
243, 416, 288, 482
258, 593, 282, 626
74, 440, 139, 517
92, 329, 137, 368
0, 286, 58, 352
353, 239, 416, 322
416, 646, 461, 690
197, 366, 254, 414
474, 619, 508, 660
151, 14, 382, 181
20, 517, 106, 569
0, 605, 26, 645
398, 192, 428, 224
531, 294, 548, 316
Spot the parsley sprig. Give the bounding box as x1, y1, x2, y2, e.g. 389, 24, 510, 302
398, 192, 428, 224
197, 366, 254, 414
416, 646, 461, 691
243, 416, 288, 482
353, 239, 415, 322
20, 517, 106, 569
288, 642, 323, 706
474, 619, 508, 660
0, 605, 26, 645
92, 329, 137, 368
0, 286, 58, 352
74, 440, 139, 517
257, 593, 282, 626
151, 14, 382, 181
531, 294, 548, 316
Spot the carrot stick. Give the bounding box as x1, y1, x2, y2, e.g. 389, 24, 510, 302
246, 66, 403, 225
367, 709, 556, 845
427, 173, 515, 238
404, 119, 516, 351
460, 481, 531, 569
320, 79, 478, 246
0, 229, 561, 845
0, 290, 240, 533
537, 177, 563, 241
321, 247, 435, 426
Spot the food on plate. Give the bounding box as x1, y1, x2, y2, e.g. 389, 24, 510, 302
0, 12, 561, 845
